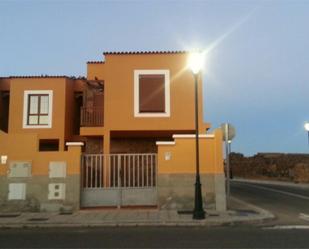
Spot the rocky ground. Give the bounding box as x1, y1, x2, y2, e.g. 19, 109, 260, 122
230, 152, 309, 183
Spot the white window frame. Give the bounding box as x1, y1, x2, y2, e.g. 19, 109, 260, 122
134, 69, 170, 117
23, 90, 53, 129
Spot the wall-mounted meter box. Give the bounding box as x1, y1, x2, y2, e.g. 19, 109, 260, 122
49, 161, 67, 178
48, 183, 66, 200
8, 183, 26, 200
8, 161, 31, 177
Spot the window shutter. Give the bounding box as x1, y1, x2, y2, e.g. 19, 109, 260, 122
139, 74, 165, 113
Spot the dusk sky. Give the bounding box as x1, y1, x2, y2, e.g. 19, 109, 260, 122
1, 0, 308, 156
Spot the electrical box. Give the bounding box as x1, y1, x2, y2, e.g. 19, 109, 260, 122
1, 155, 8, 164
48, 183, 65, 200
8, 161, 31, 177
164, 152, 172, 161
49, 161, 67, 178
8, 183, 26, 200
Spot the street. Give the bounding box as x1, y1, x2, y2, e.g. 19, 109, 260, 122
231, 179, 309, 226
0, 226, 309, 249
1, 180, 309, 249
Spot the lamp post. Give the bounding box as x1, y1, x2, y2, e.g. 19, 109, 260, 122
305, 122, 309, 147
188, 52, 205, 219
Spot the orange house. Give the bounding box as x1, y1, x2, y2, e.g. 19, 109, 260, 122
0, 51, 226, 212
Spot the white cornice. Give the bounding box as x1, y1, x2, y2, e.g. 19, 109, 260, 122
156, 141, 176, 145
65, 142, 84, 146
172, 134, 214, 139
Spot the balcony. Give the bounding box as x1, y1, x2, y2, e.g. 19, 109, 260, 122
80, 107, 104, 127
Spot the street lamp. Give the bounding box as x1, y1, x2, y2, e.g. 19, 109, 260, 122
305, 122, 309, 147
188, 52, 205, 219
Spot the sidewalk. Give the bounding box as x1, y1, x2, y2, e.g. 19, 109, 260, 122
0, 197, 274, 228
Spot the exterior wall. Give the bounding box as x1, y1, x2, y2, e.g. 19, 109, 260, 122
0, 131, 82, 212
0, 175, 80, 212
87, 63, 105, 80
158, 174, 216, 209
102, 53, 206, 132
8, 78, 68, 150
156, 129, 226, 211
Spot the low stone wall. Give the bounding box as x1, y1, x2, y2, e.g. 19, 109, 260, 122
230, 153, 309, 183
0, 175, 80, 212
158, 173, 226, 211
158, 174, 214, 210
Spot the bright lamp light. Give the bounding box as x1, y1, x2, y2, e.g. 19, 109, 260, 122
305, 122, 309, 131
188, 52, 204, 74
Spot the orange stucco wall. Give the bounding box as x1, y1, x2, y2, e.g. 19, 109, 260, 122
0, 131, 81, 176
87, 53, 209, 134
8, 78, 68, 150
87, 63, 105, 80
157, 129, 224, 174
5, 77, 83, 151
107, 53, 204, 131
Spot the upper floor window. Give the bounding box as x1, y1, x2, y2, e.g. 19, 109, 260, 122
134, 70, 170, 117
23, 90, 53, 128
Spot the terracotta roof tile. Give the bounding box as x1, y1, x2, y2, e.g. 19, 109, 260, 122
87, 61, 105, 64
4, 75, 86, 80
9, 75, 68, 79
103, 50, 188, 55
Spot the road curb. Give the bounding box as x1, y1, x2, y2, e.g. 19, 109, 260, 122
232, 178, 309, 189
229, 196, 275, 222
0, 216, 275, 229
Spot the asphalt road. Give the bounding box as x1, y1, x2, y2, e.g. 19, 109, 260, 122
1, 226, 309, 249
231, 180, 309, 225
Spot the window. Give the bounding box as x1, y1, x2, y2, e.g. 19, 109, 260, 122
23, 90, 53, 128
39, 139, 59, 151
134, 70, 170, 117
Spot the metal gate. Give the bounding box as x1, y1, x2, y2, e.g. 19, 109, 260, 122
81, 153, 157, 208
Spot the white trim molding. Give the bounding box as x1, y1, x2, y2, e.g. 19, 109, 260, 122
22, 90, 53, 129
156, 141, 176, 146
172, 134, 215, 139
134, 69, 170, 118
65, 142, 85, 146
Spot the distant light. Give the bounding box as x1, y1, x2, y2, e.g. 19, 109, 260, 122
305, 122, 309, 131
188, 52, 204, 74
228, 140, 232, 144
